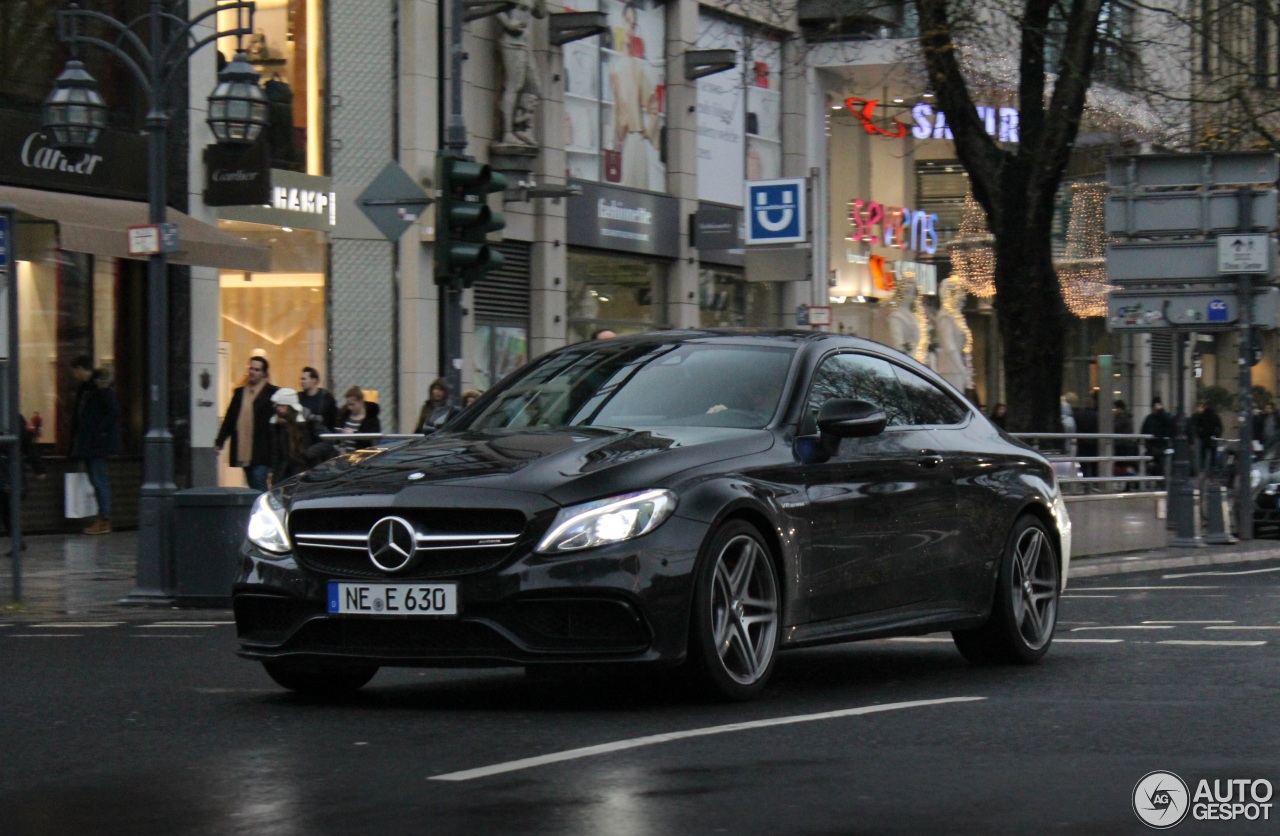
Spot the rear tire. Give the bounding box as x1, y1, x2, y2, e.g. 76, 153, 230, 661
683, 521, 781, 701
262, 660, 378, 695
953, 515, 1059, 665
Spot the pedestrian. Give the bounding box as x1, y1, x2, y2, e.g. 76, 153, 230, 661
1113, 399, 1136, 476
1074, 392, 1099, 477
69, 356, 122, 535
1254, 402, 1278, 451
415, 377, 460, 434
1, 414, 47, 546
335, 386, 381, 452
1190, 399, 1223, 474
215, 355, 279, 491
1140, 396, 1176, 477
592, 328, 617, 340
297, 366, 338, 431
462, 389, 483, 409
988, 403, 1007, 429
27, 412, 42, 442
268, 388, 317, 486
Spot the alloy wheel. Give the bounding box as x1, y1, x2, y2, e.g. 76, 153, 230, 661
709, 534, 780, 685
1010, 525, 1058, 651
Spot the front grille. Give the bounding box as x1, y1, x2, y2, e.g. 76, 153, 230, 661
235, 594, 326, 643
289, 507, 528, 579
496, 599, 650, 651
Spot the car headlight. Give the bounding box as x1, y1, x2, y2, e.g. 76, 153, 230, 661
537, 489, 677, 553
247, 490, 291, 555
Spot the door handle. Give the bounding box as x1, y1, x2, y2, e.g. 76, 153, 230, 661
917, 452, 944, 468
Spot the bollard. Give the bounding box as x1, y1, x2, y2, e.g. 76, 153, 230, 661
1169, 435, 1204, 548
1203, 479, 1237, 545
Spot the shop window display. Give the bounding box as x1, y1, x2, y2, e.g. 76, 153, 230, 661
567, 252, 666, 340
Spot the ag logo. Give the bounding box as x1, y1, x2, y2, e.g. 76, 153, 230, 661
1133, 771, 1190, 829
745, 178, 807, 245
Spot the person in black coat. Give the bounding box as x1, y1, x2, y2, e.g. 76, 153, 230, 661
1, 415, 47, 543
1140, 397, 1176, 477
70, 357, 123, 534
415, 377, 460, 434
215, 356, 279, 491
334, 386, 382, 453
298, 366, 338, 432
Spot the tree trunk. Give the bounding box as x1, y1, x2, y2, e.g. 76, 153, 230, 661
993, 210, 1067, 434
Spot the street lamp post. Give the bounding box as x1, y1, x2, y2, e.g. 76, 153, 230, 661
45, 1, 266, 604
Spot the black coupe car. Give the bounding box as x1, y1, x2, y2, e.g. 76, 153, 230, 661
234, 330, 1072, 700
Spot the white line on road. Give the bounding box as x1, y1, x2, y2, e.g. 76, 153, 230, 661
1054, 638, 1125, 643
1062, 595, 1117, 598
9, 634, 83, 638
1143, 620, 1234, 624
428, 696, 987, 782
30, 623, 123, 628
130, 635, 198, 639
1071, 625, 1175, 631
1204, 625, 1280, 630
1158, 640, 1267, 647
1163, 566, 1280, 579
1067, 586, 1220, 591
137, 623, 230, 628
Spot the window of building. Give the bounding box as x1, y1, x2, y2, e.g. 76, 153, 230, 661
217, 0, 327, 174
698, 268, 775, 327
1046, 0, 1138, 89
563, 0, 666, 190
217, 223, 327, 393
696, 14, 783, 205
567, 251, 666, 340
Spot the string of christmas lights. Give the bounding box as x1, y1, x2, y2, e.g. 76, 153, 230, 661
949, 191, 997, 298
1056, 182, 1116, 318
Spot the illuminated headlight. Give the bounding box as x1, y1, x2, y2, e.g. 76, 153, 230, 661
247, 490, 291, 555
537, 489, 677, 553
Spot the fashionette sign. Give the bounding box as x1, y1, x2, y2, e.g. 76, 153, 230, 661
0, 109, 147, 201
567, 180, 679, 258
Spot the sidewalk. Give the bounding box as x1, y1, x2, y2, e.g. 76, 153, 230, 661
4, 530, 1280, 623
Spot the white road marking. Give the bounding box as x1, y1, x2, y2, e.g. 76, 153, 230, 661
141, 621, 233, 627
9, 634, 83, 638
1163, 566, 1280, 579
1158, 640, 1267, 647
1204, 625, 1280, 631
428, 696, 987, 782
30, 623, 122, 628
1071, 625, 1175, 631
1067, 586, 1219, 591
1062, 595, 1117, 599
130, 634, 197, 638
1054, 638, 1124, 643
885, 637, 952, 643
1143, 620, 1234, 624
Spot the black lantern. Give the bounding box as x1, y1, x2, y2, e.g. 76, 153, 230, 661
206, 52, 270, 145
41, 59, 109, 150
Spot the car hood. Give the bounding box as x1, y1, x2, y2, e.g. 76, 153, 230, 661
295, 425, 775, 506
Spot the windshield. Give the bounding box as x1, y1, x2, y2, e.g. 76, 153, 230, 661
460, 342, 796, 431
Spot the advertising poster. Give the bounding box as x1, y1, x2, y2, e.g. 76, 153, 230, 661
696, 15, 744, 205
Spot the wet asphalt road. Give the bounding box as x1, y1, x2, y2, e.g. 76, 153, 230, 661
2, 559, 1278, 835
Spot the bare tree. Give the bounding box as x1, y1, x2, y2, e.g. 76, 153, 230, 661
917, 0, 1105, 432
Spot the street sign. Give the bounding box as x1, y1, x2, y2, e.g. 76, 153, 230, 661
1218, 233, 1272, 274
126, 223, 179, 256
795, 304, 810, 326
357, 162, 433, 244
745, 178, 806, 245
807, 305, 832, 326
1107, 287, 1280, 331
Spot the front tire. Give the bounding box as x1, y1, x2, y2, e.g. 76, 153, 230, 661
262, 660, 378, 695
953, 515, 1059, 665
684, 521, 781, 701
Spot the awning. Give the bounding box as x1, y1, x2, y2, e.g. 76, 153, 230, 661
0, 184, 271, 272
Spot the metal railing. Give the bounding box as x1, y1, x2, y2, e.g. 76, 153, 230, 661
1011, 432, 1164, 493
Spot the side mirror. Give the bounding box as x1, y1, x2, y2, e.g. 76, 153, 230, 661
817, 398, 888, 439
795, 399, 887, 463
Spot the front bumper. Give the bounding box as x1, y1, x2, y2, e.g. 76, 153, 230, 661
233, 514, 710, 668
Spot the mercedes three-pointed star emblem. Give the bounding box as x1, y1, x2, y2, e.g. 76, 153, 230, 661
367, 516, 418, 573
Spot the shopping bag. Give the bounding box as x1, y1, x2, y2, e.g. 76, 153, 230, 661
64, 471, 99, 519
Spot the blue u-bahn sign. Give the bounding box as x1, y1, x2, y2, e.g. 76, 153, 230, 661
745, 178, 807, 245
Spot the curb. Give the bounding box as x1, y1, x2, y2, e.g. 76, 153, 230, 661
1070, 544, 1280, 579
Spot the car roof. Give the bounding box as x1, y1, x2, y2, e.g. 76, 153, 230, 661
582, 328, 882, 351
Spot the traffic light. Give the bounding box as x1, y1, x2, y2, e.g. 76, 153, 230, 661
436, 153, 507, 286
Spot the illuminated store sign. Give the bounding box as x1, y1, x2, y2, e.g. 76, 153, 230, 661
910, 102, 1019, 143
848, 198, 939, 256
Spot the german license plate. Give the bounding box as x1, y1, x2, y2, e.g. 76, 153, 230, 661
328, 582, 458, 616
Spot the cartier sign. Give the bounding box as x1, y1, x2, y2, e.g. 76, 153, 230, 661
0, 110, 147, 200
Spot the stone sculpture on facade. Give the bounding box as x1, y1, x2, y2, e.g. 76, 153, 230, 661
935, 277, 974, 392
498, 0, 545, 147
885, 276, 921, 358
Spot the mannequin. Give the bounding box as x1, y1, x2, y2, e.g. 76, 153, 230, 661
935, 278, 973, 391
885, 277, 920, 357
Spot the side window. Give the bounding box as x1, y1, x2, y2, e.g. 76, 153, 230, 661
892, 365, 969, 426
806, 353, 912, 428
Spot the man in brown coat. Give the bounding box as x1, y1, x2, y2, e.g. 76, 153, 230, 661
215, 356, 279, 490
